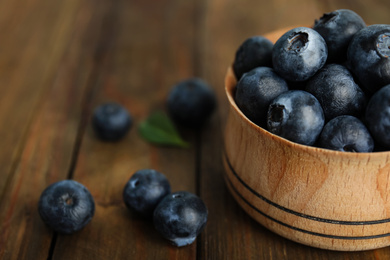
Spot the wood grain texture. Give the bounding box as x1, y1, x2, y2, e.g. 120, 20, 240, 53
0, 0, 82, 198
224, 66, 390, 250
51, 0, 200, 259
0, 0, 113, 259
1, 0, 390, 259
201, 0, 390, 259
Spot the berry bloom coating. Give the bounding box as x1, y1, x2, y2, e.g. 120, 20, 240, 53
347, 24, 390, 94
167, 78, 216, 128
267, 90, 325, 145
235, 67, 289, 127
92, 102, 132, 141
123, 169, 171, 218
38, 180, 95, 234
153, 191, 208, 247
319, 115, 374, 152
305, 64, 366, 121
233, 36, 273, 80
272, 27, 328, 82
365, 85, 390, 148
313, 9, 366, 63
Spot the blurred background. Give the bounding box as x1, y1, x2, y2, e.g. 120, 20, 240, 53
1, 0, 390, 259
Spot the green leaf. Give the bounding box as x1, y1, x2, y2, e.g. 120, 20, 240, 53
138, 111, 190, 148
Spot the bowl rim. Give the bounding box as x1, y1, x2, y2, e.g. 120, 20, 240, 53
225, 66, 390, 158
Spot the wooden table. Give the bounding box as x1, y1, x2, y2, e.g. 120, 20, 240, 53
1, 0, 390, 259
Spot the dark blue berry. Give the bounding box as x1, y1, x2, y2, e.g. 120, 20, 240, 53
123, 169, 171, 218
272, 27, 328, 82
153, 191, 208, 247
305, 64, 366, 121
92, 102, 132, 141
38, 180, 95, 234
319, 115, 374, 152
313, 9, 366, 63
167, 78, 216, 128
267, 90, 325, 145
235, 67, 289, 127
347, 24, 390, 94
233, 36, 273, 80
365, 84, 390, 148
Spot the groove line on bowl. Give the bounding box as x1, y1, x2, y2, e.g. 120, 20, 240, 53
223, 157, 390, 240
223, 149, 390, 226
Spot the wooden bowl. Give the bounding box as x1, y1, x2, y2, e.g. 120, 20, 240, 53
223, 28, 390, 251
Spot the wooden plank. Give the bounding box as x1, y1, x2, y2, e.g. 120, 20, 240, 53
0, 0, 84, 198
51, 0, 202, 259
199, 0, 390, 259
0, 1, 113, 259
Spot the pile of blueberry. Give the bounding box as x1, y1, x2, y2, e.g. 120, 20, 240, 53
38, 78, 215, 246
233, 9, 390, 152
123, 169, 208, 247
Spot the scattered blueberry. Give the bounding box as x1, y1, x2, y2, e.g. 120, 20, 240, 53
235, 67, 289, 126
38, 180, 95, 234
267, 90, 325, 145
305, 64, 366, 121
233, 36, 273, 80
167, 78, 216, 128
153, 191, 208, 247
92, 102, 132, 141
123, 169, 171, 218
319, 115, 374, 152
365, 85, 390, 148
272, 27, 328, 82
347, 24, 390, 94
313, 9, 366, 63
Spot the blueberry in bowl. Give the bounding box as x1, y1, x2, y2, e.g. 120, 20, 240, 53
92, 102, 132, 141
38, 180, 95, 234
235, 66, 289, 127
272, 27, 328, 82
223, 24, 390, 251
313, 9, 366, 63
347, 24, 390, 95
318, 115, 374, 152
267, 90, 325, 146
305, 64, 366, 121
365, 84, 390, 148
123, 169, 171, 218
167, 78, 216, 128
153, 191, 208, 247
232, 36, 273, 80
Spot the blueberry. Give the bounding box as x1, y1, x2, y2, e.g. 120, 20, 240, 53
38, 180, 95, 234
319, 115, 374, 152
167, 78, 216, 128
365, 84, 390, 148
313, 9, 366, 63
233, 36, 273, 80
272, 27, 328, 82
153, 191, 208, 247
347, 24, 390, 94
235, 67, 289, 127
267, 90, 325, 145
305, 64, 366, 121
92, 102, 132, 141
123, 169, 171, 218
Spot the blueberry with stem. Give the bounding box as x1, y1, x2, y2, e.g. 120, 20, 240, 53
267, 90, 325, 145
38, 180, 95, 234
272, 27, 328, 82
